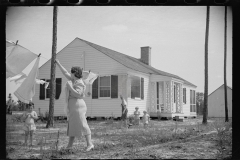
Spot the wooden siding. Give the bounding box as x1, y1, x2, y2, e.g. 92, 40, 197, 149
182, 85, 197, 116
33, 38, 129, 117
208, 86, 232, 118
126, 70, 150, 117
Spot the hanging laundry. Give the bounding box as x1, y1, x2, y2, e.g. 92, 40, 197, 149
82, 71, 98, 85
44, 82, 49, 89
6, 40, 37, 78
6, 40, 16, 58
14, 57, 40, 104
11, 75, 50, 89
35, 79, 49, 89
82, 71, 90, 79
35, 79, 46, 85
9, 73, 27, 82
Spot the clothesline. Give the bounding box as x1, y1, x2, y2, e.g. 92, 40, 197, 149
46, 82, 94, 86
39, 56, 49, 60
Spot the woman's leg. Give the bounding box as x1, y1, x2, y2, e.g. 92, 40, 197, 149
85, 134, 93, 147
67, 136, 75, 148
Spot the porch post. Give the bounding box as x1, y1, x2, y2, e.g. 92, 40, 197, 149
165, 81, 171, 113
180, 84, 183, 113
170, 81, 174, 113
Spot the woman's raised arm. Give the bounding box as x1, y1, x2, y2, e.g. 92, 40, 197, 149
55, 59, 71, 80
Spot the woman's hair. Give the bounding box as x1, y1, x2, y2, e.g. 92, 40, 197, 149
71, 66, 83, 79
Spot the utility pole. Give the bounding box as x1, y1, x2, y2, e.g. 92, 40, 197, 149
224, 6, 229, 122
46, 6, 58, 128
202, 6, 210, 125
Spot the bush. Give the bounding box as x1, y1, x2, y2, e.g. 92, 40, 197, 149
128, 114, 135, 124
11, 104, 19, 111
44, 111, 49, 120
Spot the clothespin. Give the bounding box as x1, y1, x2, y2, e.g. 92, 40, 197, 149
16, 40, 18, 45
38, 53, 41, 57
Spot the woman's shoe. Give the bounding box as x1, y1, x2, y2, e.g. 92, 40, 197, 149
86, 145, 94, 152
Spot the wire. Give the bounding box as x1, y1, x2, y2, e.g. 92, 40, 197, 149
39, 56, 49, 61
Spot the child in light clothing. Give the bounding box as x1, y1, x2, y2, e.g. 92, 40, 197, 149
22, 102, 38, 146
142, 110, 150, 128
134, 107, 140, 125
120, 95, 128, 128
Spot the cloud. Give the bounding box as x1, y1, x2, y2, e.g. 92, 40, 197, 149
102, 24, 128, 33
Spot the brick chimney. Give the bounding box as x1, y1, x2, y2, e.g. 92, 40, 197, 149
140, 46, 151, 66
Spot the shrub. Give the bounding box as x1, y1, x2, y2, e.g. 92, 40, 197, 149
128, 114, 135, 124
11, 104, 20, 111
44, 111, 49, 120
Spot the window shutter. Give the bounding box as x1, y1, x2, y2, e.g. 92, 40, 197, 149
183, 88, 186, 104
183, 88, 185, 103
193, 90, 196, 104
185, 88, 186, 103
39, 79, 45, 100
111, 75, 118, 98
127, 76, 131, 98
131, 78, 134, 99
190, 90, 192, 104
141, 78, 144, 100
185, 89, 187, 103
55, 78, 62, 99
92, 77, 98, 99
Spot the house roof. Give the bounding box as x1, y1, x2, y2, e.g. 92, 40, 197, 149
208, 84, 232, 97
77, 38, 197, 87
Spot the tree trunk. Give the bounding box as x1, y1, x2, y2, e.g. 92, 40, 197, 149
202, 6, 210, 125
46, 6, 58, 128
224, 6, 229, 122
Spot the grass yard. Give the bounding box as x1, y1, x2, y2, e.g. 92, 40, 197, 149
6, 115, 232, 159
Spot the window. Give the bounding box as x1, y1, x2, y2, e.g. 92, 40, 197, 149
130, 76, 144, 100
190, 90, 196, 112
99, 76, 111, 97
92, 75, 118, 99
39, 78, 62, 100
183, 88, 186, 104
131, 76, 141, 99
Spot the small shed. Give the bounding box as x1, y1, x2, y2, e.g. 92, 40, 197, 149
208, 84, 232, 118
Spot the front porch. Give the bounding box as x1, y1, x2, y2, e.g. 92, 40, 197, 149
149, 80, 185, 118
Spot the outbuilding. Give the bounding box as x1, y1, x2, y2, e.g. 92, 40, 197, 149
208, 84, 232, 118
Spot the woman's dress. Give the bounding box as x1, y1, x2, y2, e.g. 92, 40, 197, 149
67, 79, 91, 137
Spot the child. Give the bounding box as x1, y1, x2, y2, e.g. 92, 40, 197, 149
120, 95, 128, 128
134, 107, 140, 125
22, 102, 38, 146
142, 110, 150, 129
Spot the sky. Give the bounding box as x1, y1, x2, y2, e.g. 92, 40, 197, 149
6, 6, 232, 101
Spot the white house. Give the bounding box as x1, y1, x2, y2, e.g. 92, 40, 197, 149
32, 37, 197, 119
208, 84, 232, 118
